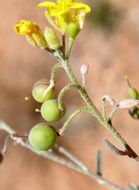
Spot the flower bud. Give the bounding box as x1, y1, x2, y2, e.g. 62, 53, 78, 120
44, 28, 60, 50
67, 23, 80, 39
28, 123, 58, 150
117, 99, 139, 109
41, 99, 66, 122
14, 20, 47, 49
124, 76, 139, 100
32, 79, 55, 103
80, 64, 89, 75
128, 87, 139, 100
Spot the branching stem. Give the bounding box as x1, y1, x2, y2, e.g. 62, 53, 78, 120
58, 57, 139, 161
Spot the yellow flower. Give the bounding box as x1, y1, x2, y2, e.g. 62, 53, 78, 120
14, 20, 47, 49
37, 0, 91, 33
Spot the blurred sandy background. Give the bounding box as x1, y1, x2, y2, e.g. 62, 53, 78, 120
0, 0, 139, 189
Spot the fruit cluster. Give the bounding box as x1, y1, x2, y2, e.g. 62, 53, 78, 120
13, 0, 91, 153
26, 21, 82, 152
29, 79, 66, 151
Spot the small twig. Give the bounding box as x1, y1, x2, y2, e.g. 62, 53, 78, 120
101, 98, 107, 118
1, 135, 10, 156
101, 95, 116, 118
80, 64, 89, 89
104, 139, 128, 156
62, 34, 66, 58
124, 75, 132, 88
55, 145, 89, 172
96, 150, 102, 176
11, 134, 28, 145
81, 74, 86, 88
108, 106, 119, 121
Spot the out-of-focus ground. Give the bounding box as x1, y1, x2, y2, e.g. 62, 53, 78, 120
0, 0, 139, 190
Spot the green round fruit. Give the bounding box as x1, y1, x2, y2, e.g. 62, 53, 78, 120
28, 123, 58, 150
32, 79, 55, 103
41, 99, 66, 122
128, 87, 139, 99
67, 23, 80, 39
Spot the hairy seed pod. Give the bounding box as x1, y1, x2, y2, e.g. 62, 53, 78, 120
32, 79, 55, 103
41, 99, 66, 122
28, 123, 58, 150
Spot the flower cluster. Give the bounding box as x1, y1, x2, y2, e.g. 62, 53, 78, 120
37, 0, 91, 33
14, 0, 91, 49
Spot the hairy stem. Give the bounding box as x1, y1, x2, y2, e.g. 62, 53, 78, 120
58, 83, 80, 111
59, 58, 139, 160
59, 107, 91, 135
50, 63, 62, 83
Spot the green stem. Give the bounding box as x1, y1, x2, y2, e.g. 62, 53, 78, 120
50, 63, 62, 83
66, 37, 74, 59
101, 99, 107, 118
59, 107, 91, 136
42, 63, 63, 100
58, 83, 80, 111
61, 59, 103, 118
82, 74, 86, 89
59, 58, 139, 160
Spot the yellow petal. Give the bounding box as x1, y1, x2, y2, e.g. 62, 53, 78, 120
70, 2, 91, 13
14, 24, 21, 34
37, 1, 57, 9
57, 0, 73, 4
14, 20, 38, 35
